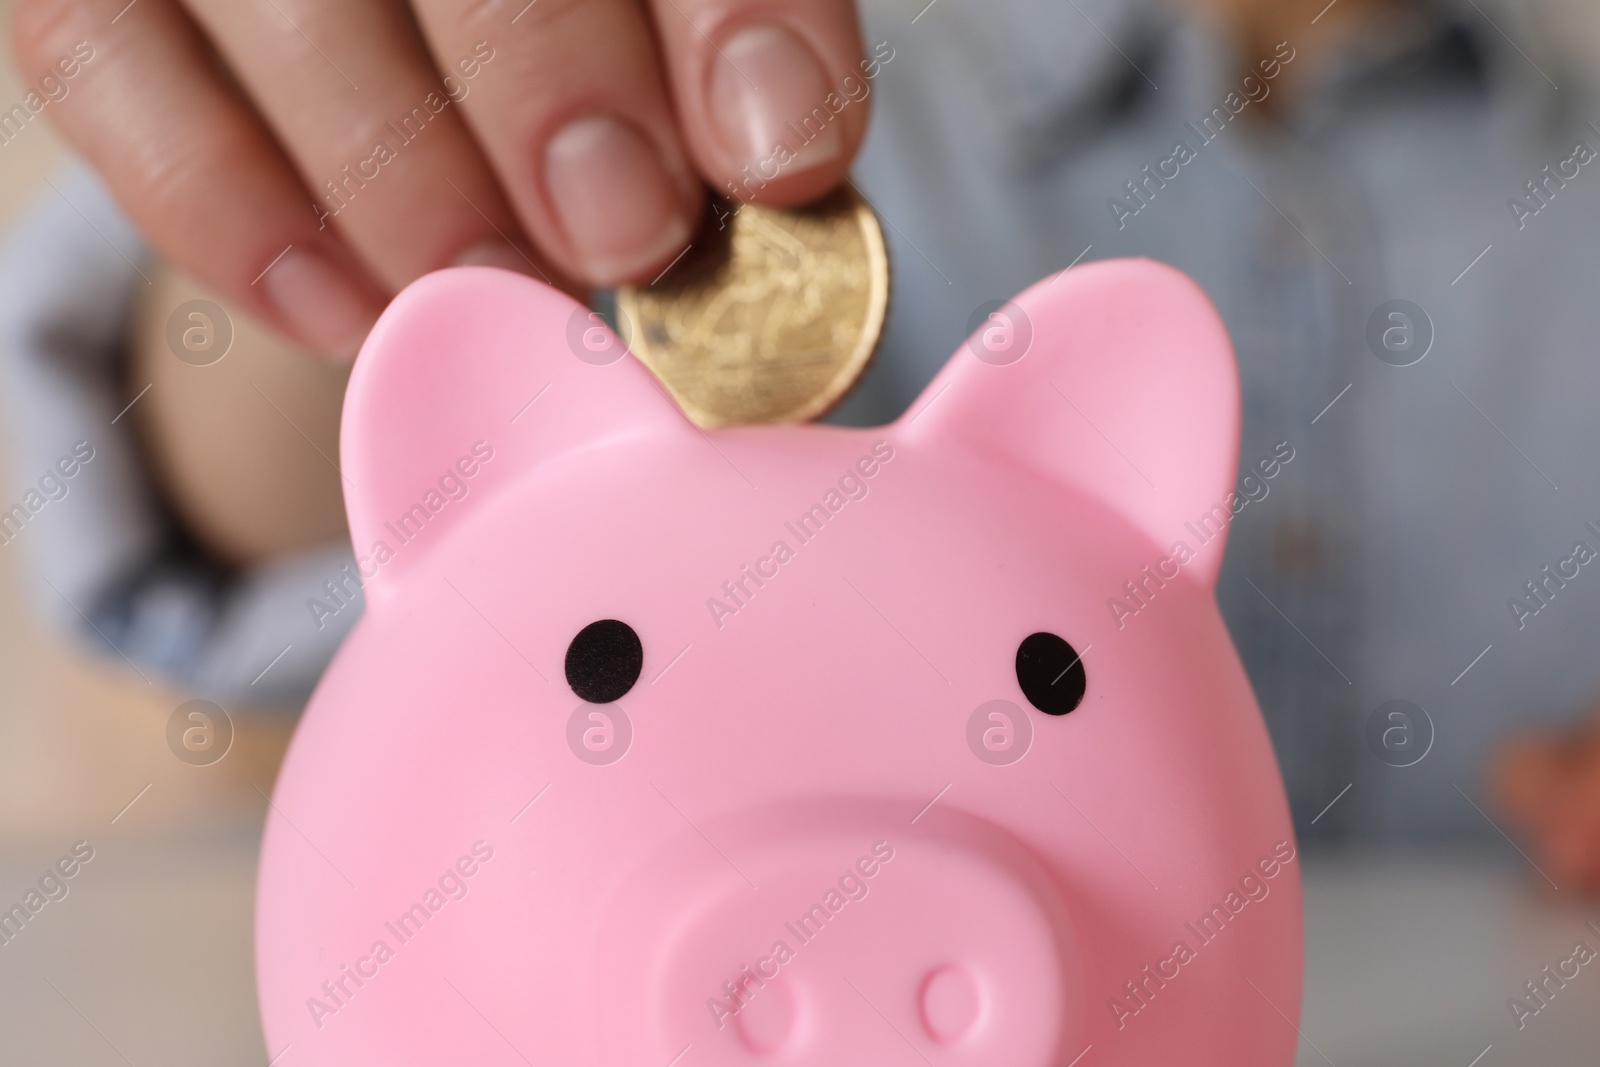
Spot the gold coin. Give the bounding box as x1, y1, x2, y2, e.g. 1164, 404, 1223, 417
615, 187, 889, 429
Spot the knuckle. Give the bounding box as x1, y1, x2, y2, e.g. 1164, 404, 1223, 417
11, 0, 96, 73
461, 0, 588, 37
134, 122, 254, 224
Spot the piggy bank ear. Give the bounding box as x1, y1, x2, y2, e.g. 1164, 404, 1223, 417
341, 267, 689, 602
900, 258, 1241, 588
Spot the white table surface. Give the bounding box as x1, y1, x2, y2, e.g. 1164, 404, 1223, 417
1297, 849, 1599, 1067
1, 830, 1594, 1066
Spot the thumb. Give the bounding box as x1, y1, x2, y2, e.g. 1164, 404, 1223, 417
647, 0, 886, 206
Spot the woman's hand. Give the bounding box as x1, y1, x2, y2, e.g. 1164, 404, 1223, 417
1494, 723, 1600, 894
12, 0, 871, 355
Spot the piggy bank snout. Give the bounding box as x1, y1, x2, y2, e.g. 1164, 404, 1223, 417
600, 808, 1079, 1066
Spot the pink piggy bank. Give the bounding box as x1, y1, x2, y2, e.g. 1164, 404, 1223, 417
256, 258, 1303, 1066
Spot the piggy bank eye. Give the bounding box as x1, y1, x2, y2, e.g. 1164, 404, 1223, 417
565, 620, 642, 703
1015, 632, 1087, 716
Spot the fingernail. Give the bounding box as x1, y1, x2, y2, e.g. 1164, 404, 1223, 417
544, 115, 692, 286
711, 24, 842, 175
454, 237, 542, 278
260, 248, 381, 357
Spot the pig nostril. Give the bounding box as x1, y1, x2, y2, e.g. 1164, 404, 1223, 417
919, 964, 982, 1045
734, 975, 801, 1055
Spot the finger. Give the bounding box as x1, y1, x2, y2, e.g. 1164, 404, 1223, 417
1545, 812, 1598, 889
412, 0, 702, 287
177, 0, 556, 294
1491, 737, 1561, 825
647, 0, 874, 205
11, 0, 388, 356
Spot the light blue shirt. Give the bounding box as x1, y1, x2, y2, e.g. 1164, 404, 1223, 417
842, 0, 1600, 840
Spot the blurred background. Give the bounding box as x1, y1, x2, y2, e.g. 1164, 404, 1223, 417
0, 1, 295, 1060
3, 0, 1600, 1064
